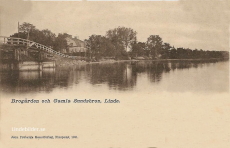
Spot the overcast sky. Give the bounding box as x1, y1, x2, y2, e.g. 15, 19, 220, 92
1, 0, 229, 51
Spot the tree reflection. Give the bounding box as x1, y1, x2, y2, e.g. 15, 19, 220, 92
0, 68, 71, 94
87, 63, 137, 91
0, 59, 226, 94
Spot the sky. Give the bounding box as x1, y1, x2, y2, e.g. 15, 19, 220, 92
0, 0, 229, 51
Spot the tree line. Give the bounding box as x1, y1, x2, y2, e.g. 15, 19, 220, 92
11, 22, 68, 52
85, 28, 228, 60
10, 22, 228, 60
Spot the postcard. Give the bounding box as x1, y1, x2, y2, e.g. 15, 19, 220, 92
0, 0, 229, 148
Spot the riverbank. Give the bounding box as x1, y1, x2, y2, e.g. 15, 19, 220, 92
56, 57, 228, 67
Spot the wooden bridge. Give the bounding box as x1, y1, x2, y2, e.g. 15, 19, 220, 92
0, 36, 75, 59
0, 36, 76, 71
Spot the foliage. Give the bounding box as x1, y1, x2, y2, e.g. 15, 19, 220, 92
18, 22, 36, 33
106, 27, 137, 52
53, 33, 68, 52
131, 42, 146, 57
10, 22, 67, 51
85, 35, 116, 60
160, 43, 171, 59
146, 35, 163, 59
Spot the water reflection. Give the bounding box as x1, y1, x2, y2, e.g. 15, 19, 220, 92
0, 59, 228, 94
0, 68, 70, 94
87, 63, 137, 90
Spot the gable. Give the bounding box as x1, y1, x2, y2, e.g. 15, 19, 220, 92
66, 37, 86, 48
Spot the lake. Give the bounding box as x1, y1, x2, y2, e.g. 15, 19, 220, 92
0, 59, 228, 98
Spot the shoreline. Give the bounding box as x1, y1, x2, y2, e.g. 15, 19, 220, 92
0, 57, 227, 71
56, 58, 229, 67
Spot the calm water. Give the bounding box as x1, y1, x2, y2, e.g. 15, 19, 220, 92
0, 60, 229, 97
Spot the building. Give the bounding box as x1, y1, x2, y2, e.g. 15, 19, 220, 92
64, 36, 87, 56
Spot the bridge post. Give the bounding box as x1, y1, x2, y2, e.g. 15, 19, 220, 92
39, 50, 42, 61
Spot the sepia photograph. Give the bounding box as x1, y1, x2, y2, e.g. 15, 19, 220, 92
0, 0, 229, 148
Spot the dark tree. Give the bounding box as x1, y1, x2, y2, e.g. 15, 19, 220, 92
85, 35, 116, 60
53, 33, 68, 52
106, 27, 137, 52
146, 35, 163, 59
131, 41, 146, 57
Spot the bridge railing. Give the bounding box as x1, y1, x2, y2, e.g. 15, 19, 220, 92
0, 36, 75, 59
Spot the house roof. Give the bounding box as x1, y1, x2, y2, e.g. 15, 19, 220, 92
66, 37, 86, 48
